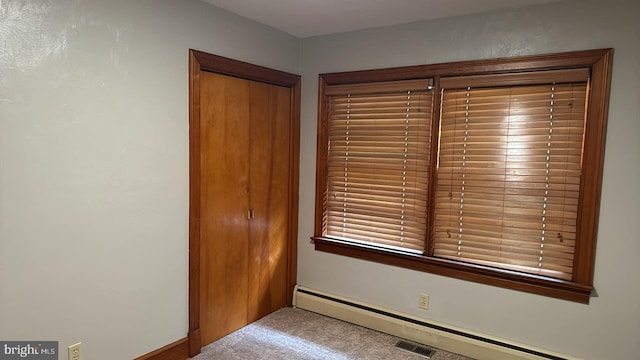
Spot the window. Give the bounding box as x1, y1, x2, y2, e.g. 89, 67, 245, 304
323, 80, 433, 253
435, 69, 589, 281
313, 49, 613, 303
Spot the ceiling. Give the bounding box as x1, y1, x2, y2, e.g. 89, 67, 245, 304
200, 0, 565, 38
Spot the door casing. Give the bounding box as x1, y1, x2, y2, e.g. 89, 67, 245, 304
188, 49, 300, 357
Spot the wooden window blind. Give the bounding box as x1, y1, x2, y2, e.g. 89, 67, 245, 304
434, 69, 590, 280
323, 79, 433, 253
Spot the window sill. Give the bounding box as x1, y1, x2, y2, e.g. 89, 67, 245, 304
311, 236, 593, 304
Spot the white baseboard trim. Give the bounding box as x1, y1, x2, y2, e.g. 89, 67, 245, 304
293, 285, 578, 360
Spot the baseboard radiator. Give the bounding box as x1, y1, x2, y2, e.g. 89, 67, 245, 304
293, 285, 577, 360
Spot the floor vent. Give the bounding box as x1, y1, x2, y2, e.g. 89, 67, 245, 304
396, 340, 436, 358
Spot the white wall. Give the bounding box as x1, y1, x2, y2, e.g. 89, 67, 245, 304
297, 0, 640, 359
0, 0, 299, 359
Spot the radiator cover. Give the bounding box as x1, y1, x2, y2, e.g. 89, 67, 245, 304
293, 285, 576, 360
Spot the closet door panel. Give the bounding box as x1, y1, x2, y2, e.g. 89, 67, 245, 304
199, 72, 251, 345
247, 82, 291, 322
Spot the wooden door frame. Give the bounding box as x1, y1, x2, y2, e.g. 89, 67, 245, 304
188, 49, 301, 357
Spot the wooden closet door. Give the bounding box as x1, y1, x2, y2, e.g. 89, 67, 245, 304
247, 81, 291, 323
198, 71, 292, 346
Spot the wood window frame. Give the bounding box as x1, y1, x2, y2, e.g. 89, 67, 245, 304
312, 48, 613, 303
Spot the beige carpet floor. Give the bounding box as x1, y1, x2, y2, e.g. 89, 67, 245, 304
191, 307, 474, 360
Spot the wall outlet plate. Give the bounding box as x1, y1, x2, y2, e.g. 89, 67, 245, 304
68, 342, 82, 360
419, 293, 429, 310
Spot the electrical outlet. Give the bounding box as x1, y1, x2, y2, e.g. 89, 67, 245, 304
68, 342, 82, 360
419, 293, 429, 310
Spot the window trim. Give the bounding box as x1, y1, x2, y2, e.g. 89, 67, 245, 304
313, 48, 613, 303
